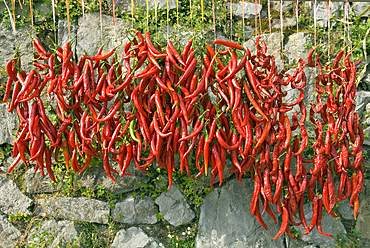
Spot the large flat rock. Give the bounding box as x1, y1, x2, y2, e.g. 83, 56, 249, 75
76, 13, 131, 59
111, 196, 158, 225
35, 197, 110, 224
0, 22, 35, 74
27, 220, 80, 247
0, 103, 19, 145
295, 202, 346, 246
195, 179, 285, 248
0, 176, 33, 215
244, 33, 284, 71
355, 179, 370, 246
155, 184, 195, 227
284, 32, 312, 64
77, 161, 147, 195
0, 212, 21, 247
111, 227, 159, 248
24, 167, 64, 194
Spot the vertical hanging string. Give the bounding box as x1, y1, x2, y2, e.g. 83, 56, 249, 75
230, 0, 232, 40
167, 0, 169, 39
242, 0, 245, 39
344, 0, 348, 45
146, 0, 149, 31
176, 0, 179, 26
254, 0, 258, 35
3, 0, 15, 33
112, 0, 115, 25
17, 0, 22, 9
295, 0, 298, 33
155, 0, 157, 39
314, 0, 317, 76
66, 0, 70, 37
190, 0, 192, 27
327, 0, 330, 59
131, 0, 134, 27
268, 0, 271, 33
201, 0, 204, 23
81, 0, 85, 25
99, 0, 102, 40
258, 0, 262, 34
345, 0, 351, 51
30, 0, 33, 28
280, 0, 283, 54
52, 0, 56, 42
212, 0, 216, 42
314, 0, 317, 51
11, 0, 16, 31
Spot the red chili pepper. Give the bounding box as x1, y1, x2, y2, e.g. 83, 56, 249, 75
254, 119, 271, 149
167, 149, 174, 190
213, 40, 243, 50
272, 206, 289, 241
251, 170, 261, 216
204, 119, 217, 175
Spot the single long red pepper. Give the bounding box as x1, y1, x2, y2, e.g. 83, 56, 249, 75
271, 206, 289, 241
213, 40, 243, 50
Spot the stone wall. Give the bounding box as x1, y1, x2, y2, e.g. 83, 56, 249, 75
0, 1, 370, 247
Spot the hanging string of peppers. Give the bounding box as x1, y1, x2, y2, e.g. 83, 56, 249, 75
212, 0, 216, 42
230, 0, 232, 39
268, 0, 271, 33
3, 30, 365, 241
29, 0, 33, 27
112, 0, 115, 25
11, 0, 16, 31
254, 0, 258, 34
66, 0, 70, 36
3, 0, 16, 33
327, 0, 331, 58
81, 0, 84, 25
99, 0, 103, 37
131, 0, 134, 26
146, 0, 149, 30
295, 0, 299, 32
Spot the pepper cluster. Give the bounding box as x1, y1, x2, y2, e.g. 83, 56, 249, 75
3, 31, 364, 240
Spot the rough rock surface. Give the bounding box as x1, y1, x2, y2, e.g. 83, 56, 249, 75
77, 161, 147, 195
0, 176, 33, 215
308, 2, 342, 27
283, 67, 316, 120
58, 20, 77, 52
355, 91, 370, 120
195, 179, 285, 248
244, 33, 284, 70
231, 2, 263, 19
35, 197, 110, 224
355, 179, 370, 247
111, 196, 158, 225
27, 220, 80, 248
272, 1, 294, 13
352, 3, 370, 17
0, 22, 34, 74
155, 184, 195, 227
272, 17, 297, 29
126, 0, 176, 12
0, 212, 21, 247
337, 198, 355, 220
111, 227, 159, 248
0, 103, 19, 145
285, 32, 312, 64
76, 13, 131, 59
24, 167, 64, 194
295, 202, 346, 246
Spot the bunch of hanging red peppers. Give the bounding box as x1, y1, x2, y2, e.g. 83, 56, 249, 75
3, 31, 365, 240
